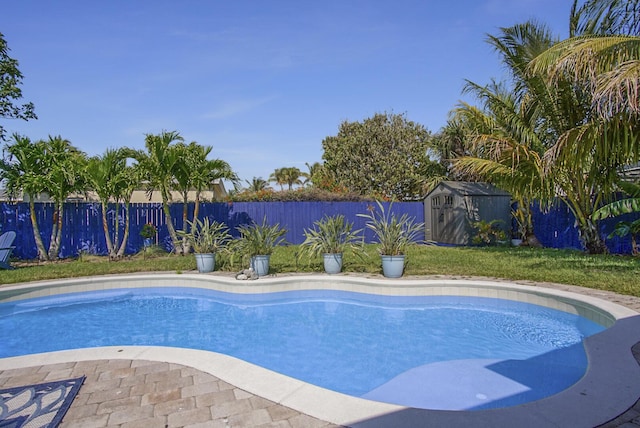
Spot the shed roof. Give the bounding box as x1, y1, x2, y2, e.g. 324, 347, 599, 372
425, 181, 511, 198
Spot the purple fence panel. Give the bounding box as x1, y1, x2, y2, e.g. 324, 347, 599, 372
215, 201, 425, 245
3, 199, 639, 260
531, 200, 640, 253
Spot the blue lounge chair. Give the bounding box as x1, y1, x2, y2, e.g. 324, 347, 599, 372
0, 231, 16, 269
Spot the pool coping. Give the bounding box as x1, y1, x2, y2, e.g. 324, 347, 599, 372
1, 273, 640, 427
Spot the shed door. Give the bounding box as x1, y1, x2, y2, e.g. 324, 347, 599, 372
431, 194, 454, 243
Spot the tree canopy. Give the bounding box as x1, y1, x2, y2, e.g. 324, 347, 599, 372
321, 112, 442, 201
0, 32, 36, 141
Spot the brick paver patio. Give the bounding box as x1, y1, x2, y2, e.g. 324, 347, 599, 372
0, 359, 339, 428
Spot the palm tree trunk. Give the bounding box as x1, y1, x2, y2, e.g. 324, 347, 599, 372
47, 201, 63, 260
117, 201, 130, 258
113, 201, 120, 254
180, 191, 189, 254
162, 201, 182, 255
29, 199, 48, 261
101, 201, 115, 258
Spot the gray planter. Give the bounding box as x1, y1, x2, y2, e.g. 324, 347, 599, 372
323, 253, 343, 274
195, 253, 215, 273
251, 255, 270, 276
381, 255, 405, 278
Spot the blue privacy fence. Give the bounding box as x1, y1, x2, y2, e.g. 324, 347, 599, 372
0, 201, 424, 259
0, 200, 636, 259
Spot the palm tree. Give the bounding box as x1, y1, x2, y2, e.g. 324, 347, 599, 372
0, 134, 48, 260
85, 148, 137, 258
269, 168, 286, 190
40, 136, 87, 260
245, 177, 270, 192
455, 20, 617, 253
280, 167, 304, 190
173, 141, 237, 253
524, 1, 640, 252
130, 130, 184, 254
451, 82, 549, 246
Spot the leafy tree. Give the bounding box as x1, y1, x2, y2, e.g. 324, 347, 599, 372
0, 33, 36, 141
321, 112, 441, 200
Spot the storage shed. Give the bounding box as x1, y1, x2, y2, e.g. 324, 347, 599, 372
424, 181, 512, 245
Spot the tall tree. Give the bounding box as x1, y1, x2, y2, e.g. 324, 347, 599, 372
0, 134, 48, 259
173, 141, 236, 253
451, 81, 549, 246
453, 19, 622, 253
245, 177, 270, 192
0, 33, 36, 141
85, 148, 138, 258
269, 168, 287, 190
131, 131, 184, 254
41, 136, 87, 260
526, 0, 640, 251
322, 112, 441, 200
281, 167, 303, 190
303, 162, 322, 187
0, 135, 86, 260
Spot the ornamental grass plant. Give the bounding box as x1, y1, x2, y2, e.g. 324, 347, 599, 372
234, 217, 288, 257
177, 218, 231, 253
300, 214, 363, 257
357, 201, 424, 255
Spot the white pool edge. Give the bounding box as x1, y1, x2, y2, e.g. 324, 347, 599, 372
1, 274, 639, 428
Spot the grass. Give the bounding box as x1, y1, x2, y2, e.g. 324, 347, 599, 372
2, 244, 640, 297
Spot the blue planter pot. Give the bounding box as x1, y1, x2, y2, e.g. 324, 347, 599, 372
251, 255, 270, 276
323, 253, 343, 274
381, 255, 405, 278
195, 253, 215, 273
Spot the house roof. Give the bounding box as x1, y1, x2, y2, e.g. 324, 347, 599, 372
425, 181, 511, 198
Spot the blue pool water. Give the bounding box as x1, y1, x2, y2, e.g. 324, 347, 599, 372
0, 287, 605, 410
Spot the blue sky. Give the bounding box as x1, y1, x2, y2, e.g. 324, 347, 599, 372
1, 0, 571, 185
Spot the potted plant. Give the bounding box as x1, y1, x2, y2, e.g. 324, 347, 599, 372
177, 217, 231, 273
235, 217, 287, 276
140, 223, 157, 248
357, 201, 424, 278
300, 214, 363, 274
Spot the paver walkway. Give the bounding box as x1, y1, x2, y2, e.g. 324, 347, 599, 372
0, 359, 339, 428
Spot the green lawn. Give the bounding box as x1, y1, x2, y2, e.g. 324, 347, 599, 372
2, 245, 640, 297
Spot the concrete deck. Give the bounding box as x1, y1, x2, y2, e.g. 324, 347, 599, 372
1, 275, 640, 427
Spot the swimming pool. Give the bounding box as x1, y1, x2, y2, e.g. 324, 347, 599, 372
1, 274, 639, 427
0, 285, 605, 410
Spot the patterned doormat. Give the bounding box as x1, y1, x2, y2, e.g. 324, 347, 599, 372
0, 376, 85, 428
